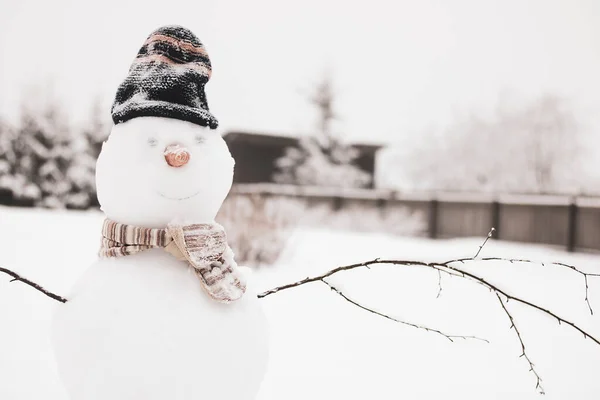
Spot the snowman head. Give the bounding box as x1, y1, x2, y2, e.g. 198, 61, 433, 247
97, 25, 232, 227
96, 117, 233, 228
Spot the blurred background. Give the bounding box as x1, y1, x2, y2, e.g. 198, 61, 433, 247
2, 0, 600, 263
2, 1, 600, 399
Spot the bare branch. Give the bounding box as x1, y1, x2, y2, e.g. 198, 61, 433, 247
474, 257, 599, 315
436, 269, 443, 299
258, 255, 600, 394
0, 267, 67, 303
474, 227, 496, 258
258, 258, 600, 347
438, 262, 600, 346
258, 258, 381, 298
495, 293, 545, 395
584, 275, 593, 316
321, 278, 488, 343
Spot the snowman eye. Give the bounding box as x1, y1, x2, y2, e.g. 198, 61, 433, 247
147, 137, 158, 147
194, 135, 205, 144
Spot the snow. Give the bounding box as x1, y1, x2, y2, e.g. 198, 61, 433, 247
1, 205, 600, 399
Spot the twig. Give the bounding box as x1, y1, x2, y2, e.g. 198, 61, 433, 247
0, 267, 67, 303
435, 261, 600, 346
436, 269, 443, 299
474, 227, 496, 258
321, 278, 488, 343
584, 275, 593, 316
415, 254, 598, 315
495, 293, 545, 395
258, 258, 381, 298
549, 261, 598, 316
259, 258, 600, 346
472, 257, 599, 315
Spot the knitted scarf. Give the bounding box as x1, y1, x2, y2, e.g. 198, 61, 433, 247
99, 219, 246, 303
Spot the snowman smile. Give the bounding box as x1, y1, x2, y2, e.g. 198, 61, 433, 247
157, 190, 201, 201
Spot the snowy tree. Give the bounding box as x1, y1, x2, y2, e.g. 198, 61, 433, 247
513, 95, 579, 193
0, 87, 110, 209
0, 118, 16, 201
273, 75, 371, 188
0, 118, 12, 175
66, 97, 110, 208
385, 94, 582, 194
10, 94, 75, 207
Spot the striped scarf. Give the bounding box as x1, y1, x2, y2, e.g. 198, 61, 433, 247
99, 219, 246, 303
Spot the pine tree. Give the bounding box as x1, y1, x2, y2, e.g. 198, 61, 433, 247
273, 75, 371, 188
0, 87, 112, 208
0, 118, 16, 203
66, 97, 110, 208
11, 93, 74, 207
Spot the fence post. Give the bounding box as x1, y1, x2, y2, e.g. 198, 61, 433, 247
332, 196, 344, 212
428, 199, 439, 239
567, 200, 578, 252
491, 200, 501, 240
376, 197, 387, 218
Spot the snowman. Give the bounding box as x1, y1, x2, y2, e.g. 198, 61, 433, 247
51, 25, 269, 400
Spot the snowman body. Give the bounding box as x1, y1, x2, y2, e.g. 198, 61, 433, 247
52, 117, 269, 400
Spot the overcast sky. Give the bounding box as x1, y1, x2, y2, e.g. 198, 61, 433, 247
1, 0, 599, 145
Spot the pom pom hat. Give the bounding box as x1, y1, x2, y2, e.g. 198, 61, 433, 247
111, 25, 218, 129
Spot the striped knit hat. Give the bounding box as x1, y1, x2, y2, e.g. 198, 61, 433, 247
111, 25, 218, 129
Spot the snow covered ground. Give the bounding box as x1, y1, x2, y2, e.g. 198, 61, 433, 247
1, 205, 599, 399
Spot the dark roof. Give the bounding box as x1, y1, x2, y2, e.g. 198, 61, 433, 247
223, 131, 297, 148
223, 131, 383, 153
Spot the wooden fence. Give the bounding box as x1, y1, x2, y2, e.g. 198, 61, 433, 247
230, 184, 600, 253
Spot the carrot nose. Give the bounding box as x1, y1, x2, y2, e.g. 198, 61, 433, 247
164, 144, 191, 167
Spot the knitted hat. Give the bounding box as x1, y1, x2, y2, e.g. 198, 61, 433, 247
111, 25, 218, 129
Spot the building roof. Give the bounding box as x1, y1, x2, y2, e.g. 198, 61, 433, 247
223, 131, 384, 153
223, 131, 297, 148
